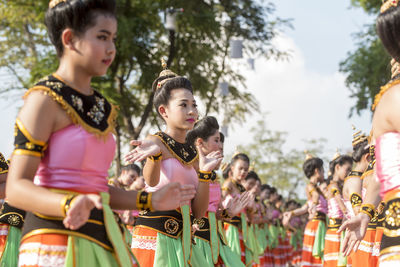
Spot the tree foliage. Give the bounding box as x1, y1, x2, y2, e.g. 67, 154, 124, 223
340, 0, 391, 116
0, 0, 290, 171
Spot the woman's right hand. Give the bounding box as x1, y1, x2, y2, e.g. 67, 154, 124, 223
151, 182, 196, 211
124, 140, 161, 163
63, 194, 102, 230
337, 212, 370, 256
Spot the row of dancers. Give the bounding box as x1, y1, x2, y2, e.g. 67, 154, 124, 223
2, 0, 400, 266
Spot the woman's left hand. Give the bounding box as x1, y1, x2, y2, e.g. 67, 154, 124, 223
197, 145, 223, 172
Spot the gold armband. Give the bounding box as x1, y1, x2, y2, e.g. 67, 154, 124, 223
148, 152, 162, 162
198, 170, 212, 183
136, 191, 154, 211
360, 203, 376, 219
13, 119, 48, 157
350, 193, 363, 207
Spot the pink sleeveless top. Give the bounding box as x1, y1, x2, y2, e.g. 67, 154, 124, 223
208, 182, 221, 213
328, 196, 343, 219
316, 195, 328, 213
376, 132, 400, 197
145, 158, 198, 206
34, 125, 116, 193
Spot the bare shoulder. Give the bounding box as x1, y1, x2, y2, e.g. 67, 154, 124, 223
18, 90, 67, 142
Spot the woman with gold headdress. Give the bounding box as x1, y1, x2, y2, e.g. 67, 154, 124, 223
341, 127, 370, 266
339, 1, 400, 265
283, 154, 327, 267
125, 64, 223, 266
323, 152, 352, 267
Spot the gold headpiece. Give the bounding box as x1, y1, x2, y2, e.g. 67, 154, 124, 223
304, 150, 314, 161
352, 125, 368, 147
49, 0, 67, 9
381, 0, 399, 13
332, 148, 341, 161
155, 58, 178, 90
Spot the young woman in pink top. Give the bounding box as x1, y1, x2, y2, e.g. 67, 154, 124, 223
126, 66, 222, 267
6, 1, 195, 266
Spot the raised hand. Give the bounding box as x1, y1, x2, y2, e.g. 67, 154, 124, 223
197, 144, 223, 172
151, 183, 196, 211
63, 194, 102, 230
337, 213, 370, 256
125, 140, 161, 163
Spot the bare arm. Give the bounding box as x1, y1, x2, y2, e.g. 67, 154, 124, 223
0, 173, 7, 199
6, 91, 70, 217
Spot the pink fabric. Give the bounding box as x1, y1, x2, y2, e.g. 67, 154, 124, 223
34, 125, 115, 193
145, 158, 198, 206
327, 196, 343, 219
290, 216, 301, 228
208, 182, 221, 212
376, 132, 400, 197
272, 209, 280, 219
316, 195, 327, 213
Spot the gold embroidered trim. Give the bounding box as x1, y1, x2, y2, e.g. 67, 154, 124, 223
21, 228, 113, 251
0, 170, 8, 174
153, 134, 198, 166
15, 119, 47, 146
380, 245, 400, 256
13, 149, 42, 157
33, 212, 103, 226
24, 86, 117, 140
372, 79, 400, 111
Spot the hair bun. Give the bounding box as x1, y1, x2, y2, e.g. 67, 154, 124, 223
153, 58, 179, 91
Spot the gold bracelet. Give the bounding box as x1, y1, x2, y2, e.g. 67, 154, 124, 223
360, 203, 376, 219
136, 191, 154, 211
61, 194, 77, 217
198, 170, 212, 183
148, 152, 162, 162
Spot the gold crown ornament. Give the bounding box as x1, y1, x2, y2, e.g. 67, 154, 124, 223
381, 0, 399, 13
304, 150, 314, 161
352, 125, 368, 147
49, 0, 67, 9
332, 148, 340, 162
155, 58, 178, 90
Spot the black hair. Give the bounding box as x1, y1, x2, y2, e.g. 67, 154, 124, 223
352, 140, 369, 162
269, 186, 277, 195
220, 132, 225, 143
186, 116, 219, 147
303, 157, 324, 179
222, 163, 231, 179
329, 155, 353, 176
261, 184, 271, 192
45, 0, 116, 57
377, 5, 400, 62
230, 153, 250, 166
153, 76, 193, 119
276, 195, 283, 202
121, 163, 141, 176
245, 171, 260, 182
285, 199, 296, 210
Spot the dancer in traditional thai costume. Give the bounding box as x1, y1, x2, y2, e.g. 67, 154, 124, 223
339, 2, 400, 265
127, 65, 222, 267
186, 116, 245, 267
342, 128, 369, 267
324, 154, 352, 267
260, 184, 274, 267
284, 155, 327, 267
6, 1, 196, 266
222, 153, 252, 265
0, 153, 26, 267
109, 164, 141, 190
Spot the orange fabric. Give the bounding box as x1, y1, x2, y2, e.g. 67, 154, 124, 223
352, 228, 376, 267
19, 233, 68, 267
323, 228, 341, 267
374, 227, 383, 267
301, 220, 323, 267
0, 224, 9, 259
131, 226, 157, 267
